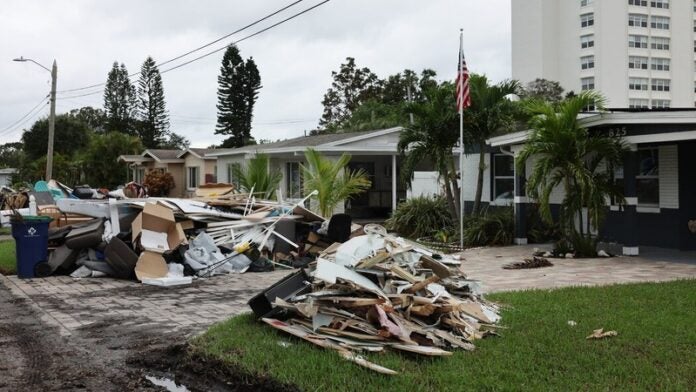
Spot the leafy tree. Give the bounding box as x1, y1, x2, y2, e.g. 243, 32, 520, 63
463, 74, 521, 215
144, 170, 176, 196
523, 78, 564, 104
0, 142, 24, 168
398, 82, 461, 216
69, 107, 107, 132
381, 69, 437, 106
104, 62, 137, 134
136, 56, 170, 148
337, 99, 408, 132
21, 114, 91, 160
215, 45, 261, 148
80, 132, 143, 188
301, 148, 371, 217
232, 153, 282, 199
516, 91, 627, 256
159, 132, 190, 150
319, 57, 382, 129
20, 153, 81, 185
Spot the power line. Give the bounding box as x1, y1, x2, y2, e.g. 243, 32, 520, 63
0, 101, 49, 140
57, 0, 307, 94
0, 94, 50, 135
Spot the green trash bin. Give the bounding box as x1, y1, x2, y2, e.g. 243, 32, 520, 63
10, 215, 53, 279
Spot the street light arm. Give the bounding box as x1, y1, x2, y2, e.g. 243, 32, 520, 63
13, 56, 51, 73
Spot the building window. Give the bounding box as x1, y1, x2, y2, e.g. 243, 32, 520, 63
580, 34, 595, 49
226, 163, 241, 188
493, 154, 514, 201
628, 35, 648, 48
650, 16, 670, 30
629, 0, 647, 5
694, 20, 696, 32
637, 148, 659, 206
581, 77, 595, 90
650, 0, 669, 9
652, 99, 671, 108
651, 37, 670, 50
581, 13, 594, 28
286, 162, 303, 199
628, 14, 648, 27
629, 77, 649, 90
651, 78, 670, 92
628, 56, 648, 69
581, 55, 595, 70
581, 0, 593, 6
651, 58, 670, 71
629, 99, 650, 108
187, 166, 200, 190
135, 167, 145, 183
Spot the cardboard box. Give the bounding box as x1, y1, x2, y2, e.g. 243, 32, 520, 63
134, 251, 168, 280
132, 203, 186, 254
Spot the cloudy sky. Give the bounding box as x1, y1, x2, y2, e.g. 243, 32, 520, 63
0, 0, 511, 147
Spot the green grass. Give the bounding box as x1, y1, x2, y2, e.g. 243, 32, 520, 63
0, 227, 11, 236
0, 240, 16, 275
193, 280, 696, 391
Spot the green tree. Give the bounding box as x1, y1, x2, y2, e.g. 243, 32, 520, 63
104, 62, 137, 134
136, 56, 170, 148
80, 132, 143, 188
463, 74, 521, 214
523, 78, 565, 104
232, 153, 282, 199
516, 91, 627, 256
69, 107, 107, 132
159, 132, 190, 150
215, 45, 261, 148
21, 114, 91, 160
301, 148, 371, 217
398, 82, 461, 216
0, 142, 24, 168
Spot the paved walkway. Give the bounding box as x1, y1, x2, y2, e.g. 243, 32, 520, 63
461, 245, 696, 293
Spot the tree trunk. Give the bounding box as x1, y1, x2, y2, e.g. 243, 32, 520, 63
448, 158, 461, 217
472, 142, 486, 215
443, 176, 457, 216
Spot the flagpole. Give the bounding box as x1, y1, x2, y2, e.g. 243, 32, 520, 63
459, 28, 465, 250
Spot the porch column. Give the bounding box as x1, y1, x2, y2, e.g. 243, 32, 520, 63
391, 154, 397, 212
622, 147, 639, 256
514, 158, 528, 245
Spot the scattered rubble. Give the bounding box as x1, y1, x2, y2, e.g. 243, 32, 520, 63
503, 256, 553, 270
586, 328, 618, 340
249, 225, 501, 375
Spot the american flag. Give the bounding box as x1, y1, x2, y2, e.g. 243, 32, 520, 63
456, 33, 471, 111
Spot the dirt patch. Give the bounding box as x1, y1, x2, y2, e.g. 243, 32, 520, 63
0, 283, 297, 391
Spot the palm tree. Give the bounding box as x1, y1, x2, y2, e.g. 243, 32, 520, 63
516, 91, 627, 256
301, 148, 372, 217
232, 153, 282, 199
463, 74, 521, 215
398, 82, 461, 216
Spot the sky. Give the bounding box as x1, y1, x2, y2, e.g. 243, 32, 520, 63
0, 0, 511, 148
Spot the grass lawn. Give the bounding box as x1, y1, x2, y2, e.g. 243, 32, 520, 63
193, 280, 696, 391
0, 240, 16, 275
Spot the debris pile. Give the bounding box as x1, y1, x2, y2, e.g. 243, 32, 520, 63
503, 256, 553, 270
250, 225, 501, 375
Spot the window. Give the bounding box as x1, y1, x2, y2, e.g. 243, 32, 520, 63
581, 0, 593, 6
694, 20, 696, 32
651, 37, 670, 50
629, 0, 647, 5
629, 99, 650, 108
652, 99, 671, 108
226, 163, 240, 188
493, 154, 514, 201
651, 58, 670, 71
581, 77, 595, 90
628, 56, 648, 69
629, 35, 648, 48
629, 77, 649, 90
580, 34, 595, 49
286, 162, 303, 199
581, 55, 595, 69
628, 14, 648, 27
650, 0, 669, 9
187, 166, 200, 189
637, 148, 659, 206
651, 78, 670, 92
134, 167, 145, 183
581, 13, 594, 28
650, 16, 670, 29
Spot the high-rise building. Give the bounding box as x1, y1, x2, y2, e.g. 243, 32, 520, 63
512, 0, 695, 109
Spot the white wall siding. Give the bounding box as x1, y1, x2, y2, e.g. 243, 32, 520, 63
460, 153, 490, 203
659, 145, 679, 209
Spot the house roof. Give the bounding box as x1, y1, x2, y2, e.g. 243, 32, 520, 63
117, 154, 153, 163
0, 168, 17, 174
177, 148, 218, 159
143, 149, 183, 161
207, 127, 404, 157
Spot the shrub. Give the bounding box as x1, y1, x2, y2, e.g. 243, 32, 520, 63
462, 207, 514, 246
144, 170, 175, 196
386, 196, 454, 239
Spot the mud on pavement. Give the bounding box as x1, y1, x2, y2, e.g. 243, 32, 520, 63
0, 284, 295, 391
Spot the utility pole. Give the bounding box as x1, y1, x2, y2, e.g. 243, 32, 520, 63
47, 60, 57, 181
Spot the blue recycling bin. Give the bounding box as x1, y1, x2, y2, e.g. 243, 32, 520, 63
11, 216, 52, 279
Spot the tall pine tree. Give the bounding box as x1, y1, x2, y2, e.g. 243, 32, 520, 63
215, 45, 261, 148
103, 62, 137, 134
136, 56, 170, 148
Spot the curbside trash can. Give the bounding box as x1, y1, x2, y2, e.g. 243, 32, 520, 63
11, 215, 52, 279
